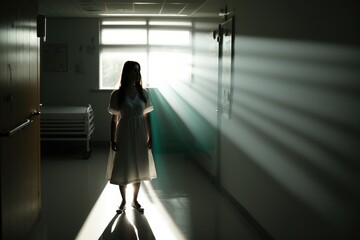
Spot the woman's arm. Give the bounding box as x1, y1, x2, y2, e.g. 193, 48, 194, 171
145, 113, 152, 149
111, 114, 118, 151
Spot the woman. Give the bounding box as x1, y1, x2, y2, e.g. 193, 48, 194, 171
107, 61, 156, 214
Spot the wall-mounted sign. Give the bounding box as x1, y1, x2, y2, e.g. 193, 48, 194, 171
43, 44, 68, 72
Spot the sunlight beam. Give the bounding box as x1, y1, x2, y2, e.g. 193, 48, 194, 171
75, 181, 186, 240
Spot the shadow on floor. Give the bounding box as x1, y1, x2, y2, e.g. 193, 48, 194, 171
99, 209, 155, 240
41, 141, 92, 159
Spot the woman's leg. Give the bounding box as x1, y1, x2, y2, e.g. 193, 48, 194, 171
119, 185, 127, 209
132, 182, 144, 212
132, 182, 140, 203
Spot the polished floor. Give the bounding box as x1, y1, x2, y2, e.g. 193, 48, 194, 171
32, 144, 263, 240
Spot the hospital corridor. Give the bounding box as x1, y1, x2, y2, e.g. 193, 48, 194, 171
1, 0, 359, 239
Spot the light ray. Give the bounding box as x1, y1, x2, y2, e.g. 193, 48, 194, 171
75, 181, 186, 240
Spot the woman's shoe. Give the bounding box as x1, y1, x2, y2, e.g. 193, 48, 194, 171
131, 201, 144, 213
116, 202, 126, 214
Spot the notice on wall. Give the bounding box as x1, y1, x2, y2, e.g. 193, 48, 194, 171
43, 44, 68, 72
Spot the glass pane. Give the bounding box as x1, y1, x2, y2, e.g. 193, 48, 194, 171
149, 21, 192, 26
102, 20, 146, 25
149, 30, 190, 46
100, 49, 148, 89
149, 50, 192, 86
101, 29, 147, 44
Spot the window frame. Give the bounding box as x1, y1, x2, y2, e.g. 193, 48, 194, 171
99, 18, 193, 90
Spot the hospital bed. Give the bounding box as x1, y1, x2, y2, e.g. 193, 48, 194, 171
40, 105, 95, 159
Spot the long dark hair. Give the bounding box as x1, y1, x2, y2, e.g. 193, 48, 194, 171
117, 61, 147, 106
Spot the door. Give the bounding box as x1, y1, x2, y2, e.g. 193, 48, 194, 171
216, 16, 235, 187
0, 0, 41, 239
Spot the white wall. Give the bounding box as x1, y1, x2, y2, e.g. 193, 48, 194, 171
41, 18, 111, 141
217, 0, 360, 239
40, 18, 197, 150
161, 18, 220, 176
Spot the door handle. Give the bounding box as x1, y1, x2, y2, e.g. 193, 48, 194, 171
0, 119, 33, 137
0, 112, 39, 137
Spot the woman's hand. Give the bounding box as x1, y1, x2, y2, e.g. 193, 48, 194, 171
147, 137, 152, 149
110, 115, 118, 152
111, 141, 117, 151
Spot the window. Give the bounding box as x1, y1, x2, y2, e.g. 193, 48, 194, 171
101, 29, 147, 45
100, 19, 192, 89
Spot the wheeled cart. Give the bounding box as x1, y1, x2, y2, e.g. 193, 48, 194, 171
40, 105, 95, 159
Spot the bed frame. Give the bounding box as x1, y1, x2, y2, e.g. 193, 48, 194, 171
40, 105, 95, 159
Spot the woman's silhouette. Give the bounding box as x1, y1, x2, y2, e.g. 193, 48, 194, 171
106, 61, 156, 214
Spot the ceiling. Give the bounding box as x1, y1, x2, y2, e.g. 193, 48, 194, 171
39, 0, 222, 18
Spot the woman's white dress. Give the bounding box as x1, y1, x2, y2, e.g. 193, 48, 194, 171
106, 89, 157, 185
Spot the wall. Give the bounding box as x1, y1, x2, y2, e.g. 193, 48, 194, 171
217, 0, 360, 239
41, 18, 191, 152
173, 19, 220, 176
40, 18, 110, 142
